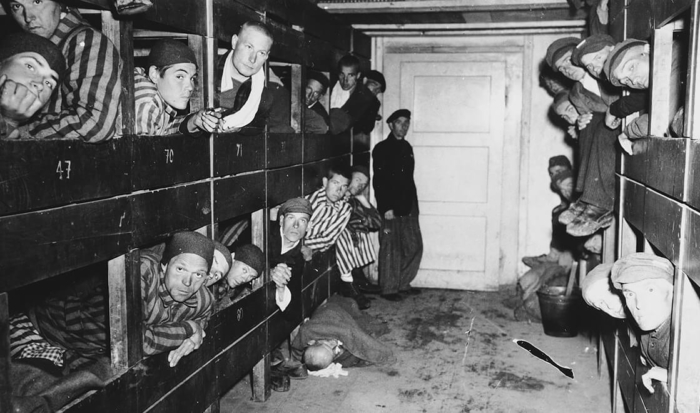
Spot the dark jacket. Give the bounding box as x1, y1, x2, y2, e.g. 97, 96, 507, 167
329, 84, 380, 135
372, 133, 419, 216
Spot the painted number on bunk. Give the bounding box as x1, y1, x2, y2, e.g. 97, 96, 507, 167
237, 308, 243, 321
236, 143, 243, 157
56, 160, 72, 180
164, 148, 174, 163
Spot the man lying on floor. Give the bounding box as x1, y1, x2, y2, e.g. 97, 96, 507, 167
282, 295, 396, 376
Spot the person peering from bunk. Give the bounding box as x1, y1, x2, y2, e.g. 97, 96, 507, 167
134, 39, 220, 137
304, 70, 330, 134
328, 54, 383, 135
335, 165, 382, 306
373, 109, 424, 301
208, 20, 275, 133
205, 240, 233, 288
0, 32, 66, 139
581, 263, 627, 319
2, 0, 122, 142
611, 252, 674, 394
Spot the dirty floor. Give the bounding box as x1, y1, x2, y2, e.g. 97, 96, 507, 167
221, 289, 611, 413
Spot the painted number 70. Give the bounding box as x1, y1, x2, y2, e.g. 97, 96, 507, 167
56, 160, 72, 180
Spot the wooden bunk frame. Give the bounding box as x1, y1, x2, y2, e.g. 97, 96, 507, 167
608, 0, 700, 412
0, 0, 373, 411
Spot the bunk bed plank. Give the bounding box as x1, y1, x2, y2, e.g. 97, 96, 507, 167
684, 140, 700, 209
304, 35, 346, 72
617, 341, 636, 411
131, 135, 211, 190
653, 0, 693, 28
213, 133, 266, 177
141, 0, 208, 37
267, 133, 303, 169
213, 172, 266, 223
621, 177, 645, 233
643, 189, 683, 264
0, 197, 131, 291
267, 20, 305, 65
299, 9, 352, 54
682, 207, 700, 286
131, 182, 211, 245
267, 166, 303, 208
211, 1, 262, 43
304, 132, 352, 163
625, 0, 654, 40
623, 138, 686, 201
0, 139, 131, 216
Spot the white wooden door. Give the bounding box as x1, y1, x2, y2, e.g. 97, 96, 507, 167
383, 54, 507, 290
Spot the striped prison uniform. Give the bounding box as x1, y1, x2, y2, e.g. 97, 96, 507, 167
305, 187, 352, 252
335, 196, 382, 274
141, 251, 214, 355
9, 313, 65, 367
134, 67, 185, 136
24, 8, 122, 142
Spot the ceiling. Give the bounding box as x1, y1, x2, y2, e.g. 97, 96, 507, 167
315, 0, 589, 35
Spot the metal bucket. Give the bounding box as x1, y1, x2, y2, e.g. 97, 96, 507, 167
536, 286, 581, 337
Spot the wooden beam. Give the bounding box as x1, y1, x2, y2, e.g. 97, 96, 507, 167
101, 11, 135, 136
108, 251, 143, 372
318, 0, 573, 13
649, 24, 674, 136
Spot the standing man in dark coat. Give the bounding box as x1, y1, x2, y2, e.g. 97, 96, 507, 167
372, 109, 423, 301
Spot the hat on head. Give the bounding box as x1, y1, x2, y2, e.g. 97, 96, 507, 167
364, 70, 386, 93
235, 244, 265, 275
279, 197, 313, 217
213, 240, 233, 270
611, 252, 674, 290
552, 90, 571, 111
603, 39, 648, 87
161, 231, 215, 269
545, 37, 580, 71
307, 70, 329, 91
571, 34, 616, 66
548, 155, 572, 170
147, 39, 197, 69
351, 165, 370, 178
0, 32, 66, 80
581, 263, 614, 292
386, 109, 411, 124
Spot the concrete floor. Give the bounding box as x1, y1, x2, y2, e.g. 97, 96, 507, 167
221, 289, 611, 413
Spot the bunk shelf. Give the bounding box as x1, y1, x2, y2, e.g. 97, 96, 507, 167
622, 137, 687, 203
625, 0, 654, 40
682, 207, 700, 286
267, 166, 303, 207
267, 133, 303, 169
213, 132, 266, 177
684, 140, 700, 210
212, 173, 266, 223
643, 188, 684, 264
304, 132, 353, 162
621, 176, 646, 233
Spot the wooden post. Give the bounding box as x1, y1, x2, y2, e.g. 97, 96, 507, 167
101, 11, 135, 136
649, 24, 674, 137
684, 0, 700, 138
108, 250, 143, 371
250, 208, 271, 402
0, 293, 10, 413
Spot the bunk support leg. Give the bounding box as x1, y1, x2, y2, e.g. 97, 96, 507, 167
108, 251, 143, 372
101, 11, 135, 135
251, 208, 271, 402
251, 356, 271, 402
0, 293, 10, 413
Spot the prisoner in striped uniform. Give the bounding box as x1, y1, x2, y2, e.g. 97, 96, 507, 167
304, 165, 353, 254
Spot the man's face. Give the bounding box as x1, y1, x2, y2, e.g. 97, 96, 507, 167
280, 212, 309, 244
323, 172, 350, 203
226, 260, 259, 288
8, 0, 62, 39
554, 51, 587, 81
556, 177, 573, 201
389, 116, 410, 139
230, 26, 272, 78
580, 46, 613, 79
348, 171, 369, 196
555, 101, 579, 125
584, 280, 627, 319
0, 52, 59, 116
622, 279, 674, 331
206, 250, 231, 287
151, 63, 197, 111
338, 65, 359, 91
548, 165, 567, 178
164, 253, 209, 302
365, 79, 383, 96
611, 45, 650, 89
305, 78, 324, 107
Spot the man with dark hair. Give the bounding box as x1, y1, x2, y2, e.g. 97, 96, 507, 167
328, 54, 383, 135
305, 70, 330, 134
0, 32, 65, 139
3, 0, 122, 142
372, 109, 423, 301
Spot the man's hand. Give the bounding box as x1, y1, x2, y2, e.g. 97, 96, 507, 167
354, 194, 372, 208
271, 263, 291, 289
605, 108, 621, 129
0, 75, 42, 123
300, 245, 314, 262
577, 113, 593, 130
641, 367, 668, 394
566, 126, 577, 140
167, 321, 205, 367
384, 210, 395, 220
187, 108, 221, 133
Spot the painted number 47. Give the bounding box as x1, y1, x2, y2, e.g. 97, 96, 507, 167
56, 160, 72, 179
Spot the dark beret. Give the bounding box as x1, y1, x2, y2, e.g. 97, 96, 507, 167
161, 231, 214, 270
235, 244, 265, 275
365, 70, 386, 93
0, 32, 66, 80
545, 37, 580, 71
307, 70, 329, 91
387, 109, 411, 124
213, 240, 233, 270
603, 39, 648, 87
148, 39, 197, 69
279, 197, 313, 217
571, 34, 616, 66
548, 155, 572, 170
351, 165, 370, 178
611, 252, 674, 290
552, 90, 571, 111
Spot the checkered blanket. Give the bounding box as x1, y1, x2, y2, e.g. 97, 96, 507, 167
10, 313, 65, 367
